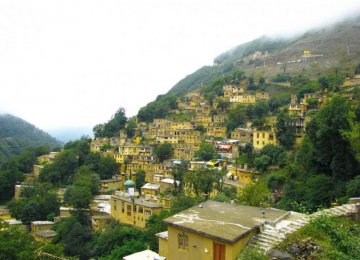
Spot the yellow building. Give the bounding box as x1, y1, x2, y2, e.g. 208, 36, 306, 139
255, 92, 270, 100
156, 135, 179, 144
178, 131, 201, 144
288, 94, 307, 116
100, 176, 122, 193
253, 130, 276, 150
207, 126, 227, 138
173, 144, 198, 161
160, 178, 180, 193
342, 74, 360, 88
110, 192, 163, 228
170, 122, 194, 130
229, 94, 256, 104
91, 214, 113, 231
118, 145, 152, 157
37, 152, 60, 164
90, 138, 109, 152
141, 183, 160, 198
157, 200, 289, 260
34, 230, 58, 242
213, 114, 227, 124
0, 206, 11, 220
189, 161, 207, 171
31, 221, 54, 235
226, 165, 261, 185
157, 196, 172, 209
223, 85, 245, 98
230, 128, 253, 144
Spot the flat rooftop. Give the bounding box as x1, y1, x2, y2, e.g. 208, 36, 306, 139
164, 200, 289, 244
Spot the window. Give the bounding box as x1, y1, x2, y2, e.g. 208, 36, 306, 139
139, 206, 143, 213
127, 205, 132, 216
144, 209, 152, 216
133, 205, 137, 213
121, 202, 125, 213
114, 200, 117, 210
178, 233, 189, 249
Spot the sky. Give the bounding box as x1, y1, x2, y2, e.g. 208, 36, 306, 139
0, 0, 359, 132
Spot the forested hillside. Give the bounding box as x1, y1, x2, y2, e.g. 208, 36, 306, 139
137, 16, 360, 122
0, 114, 61, 166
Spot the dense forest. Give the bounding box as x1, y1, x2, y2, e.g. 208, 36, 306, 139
0, 114, 61, 166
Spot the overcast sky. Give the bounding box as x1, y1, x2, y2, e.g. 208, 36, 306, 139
0, 0, 359, 131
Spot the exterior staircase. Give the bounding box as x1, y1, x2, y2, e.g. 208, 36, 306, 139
247, 203, 359, 254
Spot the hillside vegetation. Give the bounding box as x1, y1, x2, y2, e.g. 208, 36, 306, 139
137, 16, 360, 121
0, 114, 61, 166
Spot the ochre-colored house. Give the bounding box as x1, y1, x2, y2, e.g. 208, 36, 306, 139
157, 201, 288, 260
110, 192, 163, 228
252, 130, 276, 150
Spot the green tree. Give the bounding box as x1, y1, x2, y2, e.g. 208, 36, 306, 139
154, 143, 173, 162
318, 75, 329, 89
254, 155, 271, 172
170, 194, 203, 214
184, 168, 214, 197
346, 176, 360, 198
7, 183, 60, 222
135, 170, 146, 191
20, 200, 41, 224
194, 125, 206, 134
171, 161, 188, 194
125, 118, 137, 138
91, 222, 153, 259
226, 104, 247, 132
64, 185, 93, 209
276, 110, 296, 149
237, 181, 272, 207
306, 96, 359, 180
0, 168, 23, 202
54, 217, 93, 259
0, 223, 37, 260
342, 110, 360, 163
252, 100, 269, 129
74, 165, 100, 194
103, 108, 127, 137
194, 143, 218, 161
39, 150, 79, 185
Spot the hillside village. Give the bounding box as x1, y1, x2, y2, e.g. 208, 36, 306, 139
1, 66, 359, 259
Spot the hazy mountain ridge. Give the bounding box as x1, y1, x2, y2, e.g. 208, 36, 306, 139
0, 114, 62, 165
166, 16, 360, 96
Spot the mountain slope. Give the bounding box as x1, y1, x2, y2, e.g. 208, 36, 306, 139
0, 114, 62, 165
137, 16, 360, 122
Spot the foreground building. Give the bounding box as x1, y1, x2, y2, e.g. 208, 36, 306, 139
157, 200, 288, 260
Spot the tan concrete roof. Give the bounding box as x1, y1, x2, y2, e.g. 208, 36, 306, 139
36, 230, 57, 238
164, 200, 289, 244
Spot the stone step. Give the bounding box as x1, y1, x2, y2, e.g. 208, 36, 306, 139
262, 230, 285, 240
258, 233, 282, 241
280, 226, 297, 234
252, 239, 273, 248
341, 204, 355, 211
247, 243, 268, 253
256, 235, 280, 244
335, 205, 354, 213
330, 207, 348, 215
289, 221, 305, 228
294, 218, 309, 225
